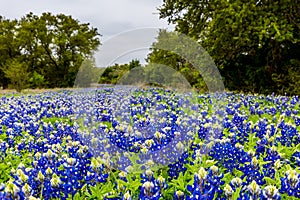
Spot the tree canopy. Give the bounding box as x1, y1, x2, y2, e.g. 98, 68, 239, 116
99, 59, 142, 84
0, 12, 100, 89
149, 0, 300, 95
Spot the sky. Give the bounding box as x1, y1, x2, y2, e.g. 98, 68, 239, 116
0, 0, 174, 66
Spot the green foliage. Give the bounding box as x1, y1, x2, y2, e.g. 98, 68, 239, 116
168, 172, 191, 194
71, 152, 145, 199
156, 0, 300, 95
99, 59, 141, 85
272, 59, 300, 95
0, 12, 101, 89
75, 58, 105, 87
0, 142, 32, 183
87, 181, 116, 199
42, 116, 73, 126
29, 71, 47, 89
0, 17, 19, 89
128, 59, 141, 70
232, 186, 242, 200
147, 30, 208, 92
1, 59, 30, 92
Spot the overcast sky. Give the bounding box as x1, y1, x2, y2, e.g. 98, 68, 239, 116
0, 0, 174, 66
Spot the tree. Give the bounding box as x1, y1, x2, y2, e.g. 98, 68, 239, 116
99, 60, 142, 84
17, 12, 101, 88
29, 71, 47, 89
75, 58, 104, 87
147, 29, 208, 92
128, 59, 141, 70
1, 59, 30, 92
157, 0, 300, 95
0, 17, 20, 89
0, 12, 101, 89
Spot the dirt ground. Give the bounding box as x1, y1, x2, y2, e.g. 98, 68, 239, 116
0, 88, 75, 95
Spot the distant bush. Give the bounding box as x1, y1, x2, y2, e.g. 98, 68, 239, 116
29, 71, 47, 89
1, 59, 30, 92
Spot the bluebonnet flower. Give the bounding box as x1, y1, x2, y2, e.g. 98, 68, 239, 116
291, 151, 300, 167
262, 185, 281, 200
139, 181, 160, 200
280, 169, 300, 198
154, 175, 168, 193
1, 88, 300, 199
174, 190, 184, 200
141, 169, 155, 183
262, 146, 280, 178
122, 191, 132, 200
187, 166, 224, 200
224, 184, 234, 198
240, 157, 266, 185
240, 180, 262, 200
209, 139, 249, 172
168, 151, 188, 179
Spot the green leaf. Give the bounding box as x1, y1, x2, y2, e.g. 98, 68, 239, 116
264, 177, 277, 185
232, 186, 242, 200
73, 192, 81, 200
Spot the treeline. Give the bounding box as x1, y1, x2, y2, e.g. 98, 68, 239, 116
98, 59, 203, 91
99, 60, 141, 84
100, 0, 300, 95
151, 0, 300, 95
1, 1, 299, 96
0, 12, 100, 91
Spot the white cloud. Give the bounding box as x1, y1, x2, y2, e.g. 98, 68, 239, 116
0, 0, 172, 37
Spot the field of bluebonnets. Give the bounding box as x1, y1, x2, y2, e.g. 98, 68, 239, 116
0, 87, 299, 200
